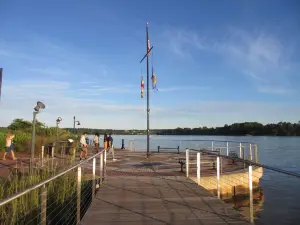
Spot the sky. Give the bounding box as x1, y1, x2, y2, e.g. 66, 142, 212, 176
0, 0, 299, 129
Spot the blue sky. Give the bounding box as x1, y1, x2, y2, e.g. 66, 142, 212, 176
0, 0, 299, 129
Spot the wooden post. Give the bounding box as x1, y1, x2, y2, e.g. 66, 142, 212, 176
197, 153, 200, 185
217, 156, 220, 199
186, 149, 189, 177
41, 146, 44, 167
92, 157, 96, 200
249, 165, 254, 223
40, 185, 47, 225
77, 166, 81, 224
104, 149, 107, 181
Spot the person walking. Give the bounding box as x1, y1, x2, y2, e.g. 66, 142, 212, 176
107, 134, 116, 161
93, 133, 100, 153
80, 132, 88, 160
2, 132, 16, 160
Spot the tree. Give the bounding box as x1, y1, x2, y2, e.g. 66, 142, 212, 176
8, 118, 45, 133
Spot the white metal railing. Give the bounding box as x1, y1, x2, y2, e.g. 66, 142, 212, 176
0, 149, 107, 224
184, 148, 300, 224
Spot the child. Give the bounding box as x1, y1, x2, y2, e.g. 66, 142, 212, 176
2, 132, 16, 160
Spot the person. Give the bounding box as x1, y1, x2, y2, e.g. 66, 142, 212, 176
93, 133, 99, 152
103, 133, 108, 150
2, 132, 16, 160
107, 134, 116, 161
80, 132, 88, 160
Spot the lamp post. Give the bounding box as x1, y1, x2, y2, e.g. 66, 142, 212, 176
56, 117, 62, 140
73, 116, 80, 133
31, 101, 45, 161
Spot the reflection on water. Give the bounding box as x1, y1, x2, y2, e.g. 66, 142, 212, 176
223, 186, 264, 222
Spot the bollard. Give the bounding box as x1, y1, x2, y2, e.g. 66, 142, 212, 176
212, 141, 214, 151
186, 149, 189, 177
157, 146, 160, 153
217, 156, 220, 199
121, 139, 125, 149
177, 146, 180, 154
249, 165, 254, 223
197, 153, 201, 185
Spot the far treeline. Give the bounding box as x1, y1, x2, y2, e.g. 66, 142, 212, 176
65, 122, 300, 136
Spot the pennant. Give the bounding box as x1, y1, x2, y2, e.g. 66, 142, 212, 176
0, 68, 2, 100
141, 76, 144, 98
151, 73, 158, 91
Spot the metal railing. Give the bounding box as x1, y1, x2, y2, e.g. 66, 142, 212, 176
184, 148, 300, 225
0, 149, 107, 224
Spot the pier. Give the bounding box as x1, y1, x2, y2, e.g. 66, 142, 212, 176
81, 150, 252, 225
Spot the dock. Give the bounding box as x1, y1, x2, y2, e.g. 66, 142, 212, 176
81, 150, 252, 225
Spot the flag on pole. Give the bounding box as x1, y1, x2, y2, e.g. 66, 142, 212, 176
0, 68, 2, 100
152, 73, 157, 91
147, 39, 151, 56
141, 76, 144, 98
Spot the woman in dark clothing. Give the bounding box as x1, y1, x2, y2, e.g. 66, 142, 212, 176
103, 133, 108, 149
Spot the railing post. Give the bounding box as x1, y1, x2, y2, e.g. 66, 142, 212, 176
133, 141, 136, 151
212, 141, 214, 151
92, 157, 96, 200
41, 145, 44, 167
250, 144, 253, 161
129, 140, 132, 151
100, 152, 103, 184
158, 146, 160, 153
186, 149, 189, 177
40, 185, 47, 225
239, 143, 242, 158
255, 144, 258, 163
77, 166, 82, 224
104, 149, 107, 181
51, 145, 55, 158
217, 156, 220, 199
226, 142, 229, 156
197, 152, 200, 185
249, 165, 254, 223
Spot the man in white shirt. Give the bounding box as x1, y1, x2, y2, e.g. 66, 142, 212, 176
80, 132, 88, 160
93, 133, 100, 153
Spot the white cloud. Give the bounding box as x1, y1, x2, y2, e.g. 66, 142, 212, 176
162, 27, 298, 94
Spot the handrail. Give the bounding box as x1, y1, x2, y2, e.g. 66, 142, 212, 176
172, 139, 254, 144
0, 149, 105, 207
190, 148, 300, 179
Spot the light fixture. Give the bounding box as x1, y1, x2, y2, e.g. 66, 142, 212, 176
34, 101, 45, 112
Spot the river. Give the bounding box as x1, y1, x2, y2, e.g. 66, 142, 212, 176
91, 135, 300, 225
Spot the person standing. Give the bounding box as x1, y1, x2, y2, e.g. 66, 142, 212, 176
107, 134, 116, 161
103, 133, 108, 150
80, 132, 88, 160
2, 132, 16, 160
93, 133, 100, 152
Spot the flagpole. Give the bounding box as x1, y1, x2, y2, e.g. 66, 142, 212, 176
146, 22, 150, 158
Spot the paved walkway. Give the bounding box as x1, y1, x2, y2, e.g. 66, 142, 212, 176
81, 151, 251, 225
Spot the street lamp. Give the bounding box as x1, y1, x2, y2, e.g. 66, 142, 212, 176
56, 117, 62, 140
31, 101, 45, 161
73, 116, 80, 133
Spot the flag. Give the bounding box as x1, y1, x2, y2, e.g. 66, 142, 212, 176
141, 76, 144, 98
151, 73, 158, 91
147, 39, 150, 56
0, 68, 2, 99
